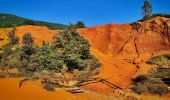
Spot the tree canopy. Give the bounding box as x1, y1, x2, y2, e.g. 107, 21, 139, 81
142, 0, 153, 19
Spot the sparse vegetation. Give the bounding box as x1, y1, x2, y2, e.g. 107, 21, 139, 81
42, 82, 56, 91
75, 21, 86, 28
133, 53, 170, 95
7, 29, 19, 45
139, 13, 170, 22
0, 29, 101, 91
146, 54, 170, 68
133, 78, 168, 95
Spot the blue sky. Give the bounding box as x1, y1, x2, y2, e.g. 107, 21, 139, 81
0, 0, 170, 26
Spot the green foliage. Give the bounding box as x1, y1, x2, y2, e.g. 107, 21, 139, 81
0, 45, 12, 58
42, 82, 60, 91
133, 79, 168, 95
23, 20, 35, 25
75, 21, 86, 28
147, 81, 169, 96
142, 0, 153, 19
132, 74, 148, 83
0, 13, 68, 30
146, 54, 170, 79
132, 69, 169, 95
132, 84, 148, 94
53, 30, 100, 71
7, 29, 19, 45
157, 69, 170, 79
20, 45, 35, 60
30, 42, 64, 72
139, 14, 170, 22
0, 49, 21, 69
0, 29, 101, 84
23, 33, 34, 45
146, 54, 170, 66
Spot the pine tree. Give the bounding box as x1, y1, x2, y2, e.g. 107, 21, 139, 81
142, 0, 153, 19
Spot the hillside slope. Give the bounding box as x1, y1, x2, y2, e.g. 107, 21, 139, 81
77, 16, 170, 92
0, 13, 68, 30
0, 17, 170, 93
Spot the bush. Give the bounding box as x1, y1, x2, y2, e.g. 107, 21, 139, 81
0, 29, 101, 86
20, 44, 35, 60
75, 21, 86, 28
42, 82, 57, 91
132, 77, 169, 95
132, 84, 148, 94
147, 81, 168, 96
139, 13, 170, 22
146, 54, 170, 66
30, 42, 64, 72
7, 29, 19, 45
1, 45, 12, 58
132, 74, 148, 84
21, 33, 35, 60
23, 33, 34, 45
53, 30, 100, 71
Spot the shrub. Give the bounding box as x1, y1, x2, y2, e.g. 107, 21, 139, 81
53, 30, 100, 71
75, 21, 86, 28
30, 42, 64, 72
21, 33, 35, 60
1, 45, 12, 58
0, 29, 101, 86
132, 76, 169, 95
147, 81, 168, 96
132, 74, 148, 84
132, 84, 148, 94
7, 29, 19, 45
23, 33, 34, 45
139, 14, 170, 22
146, 54, 170, 66
42, 82, 57, 91
20, 44, 35, 60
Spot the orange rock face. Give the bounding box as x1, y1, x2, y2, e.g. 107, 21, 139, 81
0, 25, 58, 46
77, 17, 170, 92
0, 17, 170, 94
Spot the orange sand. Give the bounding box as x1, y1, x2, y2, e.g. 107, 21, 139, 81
0, 78, 118, 100
0, 16, 170, 95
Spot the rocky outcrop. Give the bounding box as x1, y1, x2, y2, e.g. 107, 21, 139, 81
77, 17, 170, 91
78, 17, 170, 59
0, 17, 170, 92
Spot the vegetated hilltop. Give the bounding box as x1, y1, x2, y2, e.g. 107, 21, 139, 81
0, 16, 170, 93
0, 13, 68, 30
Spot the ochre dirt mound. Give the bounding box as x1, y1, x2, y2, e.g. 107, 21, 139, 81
0, 17, 170, 93
0, 78, 118, 100
0, 25, 58, 46
77, 16, 170, 92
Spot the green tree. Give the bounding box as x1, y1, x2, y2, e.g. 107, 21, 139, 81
23, 33, 34, 45
75, 21, 86, 28
23, 20, 35, 25
53, 30, 100, 71
142, 0, 153, 19
21, 33, 35, 60
7, 29, 19, 45
30, 42, 64, 72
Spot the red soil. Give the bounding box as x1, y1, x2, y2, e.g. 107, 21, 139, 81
77, 17, 170, 92
0, 17, 170, 95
